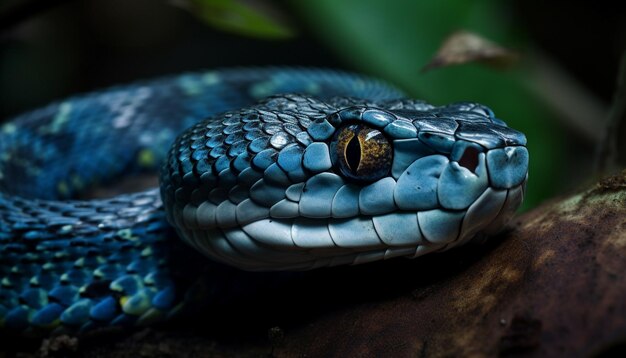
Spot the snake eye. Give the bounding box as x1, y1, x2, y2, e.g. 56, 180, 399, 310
331, 123, 392, 182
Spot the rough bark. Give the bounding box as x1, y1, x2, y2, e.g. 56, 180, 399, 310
4, 171, 626, 357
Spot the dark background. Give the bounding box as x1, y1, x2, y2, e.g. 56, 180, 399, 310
1, 0, 625, 209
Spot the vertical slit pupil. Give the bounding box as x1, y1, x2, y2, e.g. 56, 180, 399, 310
345, 135, 361, 173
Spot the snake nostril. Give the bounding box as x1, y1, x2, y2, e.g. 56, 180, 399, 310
458, 146, 480, 172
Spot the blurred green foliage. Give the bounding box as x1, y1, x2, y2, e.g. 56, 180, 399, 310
290, 0, 565, 210
188, 0, 295, 39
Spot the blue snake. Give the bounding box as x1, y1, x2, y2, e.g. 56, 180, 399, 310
0, 68, 528, 335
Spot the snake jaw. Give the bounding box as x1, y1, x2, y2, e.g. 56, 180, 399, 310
161, 95, 529, 271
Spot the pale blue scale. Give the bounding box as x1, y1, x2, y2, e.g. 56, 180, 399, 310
307, 118, 335, 141
269, 132, 290, 149
195, 201, 217, 228
438, 154, 489, 210
417, 209, 465, 244
455, 122, 505, 148
358, 177, 397, 215
302, 142, 332, 172
328, 218, 382, 248
295, 132, 312, 146
299, 173, 344, 218
488, 125, 527, 146
242, 219, 295, 248
215, 201, 238, 228
331, 185, 360, 218
285, 182, 305, 201
418, 131, 455, 153
454, 113, 492, 123
249, 178, 286, 207
483, 185, 524, 236
372, 212, 422, 246
390, 138, 435, 179
235, 198, 269, 224
292, 218, 335, 248
361, 109, 396, 127
270, 199, 300, 218
225, 228, 314, 267
383, 119, 418, 138
394, 155, 448, 210
414, 118, 457, 134
336, 107, 363, 122
458, 188, 507, 246
486, 147, 529, 189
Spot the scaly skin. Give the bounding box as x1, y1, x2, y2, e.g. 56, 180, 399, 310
0, 68, 528, 334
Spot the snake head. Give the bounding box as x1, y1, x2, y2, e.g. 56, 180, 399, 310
160, 95, 528, 271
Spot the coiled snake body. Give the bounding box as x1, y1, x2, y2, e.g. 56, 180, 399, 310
0, 68, 528, 334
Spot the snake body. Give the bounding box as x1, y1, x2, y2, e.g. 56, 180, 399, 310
0, 68, 528, 334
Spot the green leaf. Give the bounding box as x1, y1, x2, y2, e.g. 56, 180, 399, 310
180, 0, 295, 39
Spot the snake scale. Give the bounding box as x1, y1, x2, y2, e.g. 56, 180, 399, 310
0, 68, 528, 335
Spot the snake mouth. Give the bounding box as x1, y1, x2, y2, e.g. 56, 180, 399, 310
173, 140, 529, 271
178, 180, 528, 272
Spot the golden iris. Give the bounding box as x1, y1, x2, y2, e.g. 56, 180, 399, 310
331, 124, 392, 182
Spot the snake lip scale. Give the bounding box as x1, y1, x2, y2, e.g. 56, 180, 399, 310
0, 68, 528, 334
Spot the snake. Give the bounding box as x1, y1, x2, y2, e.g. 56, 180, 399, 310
0, 68, 528, 335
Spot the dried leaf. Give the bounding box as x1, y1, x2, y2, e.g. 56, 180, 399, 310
423, 30, 518, 72
171, 0, 295, 40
